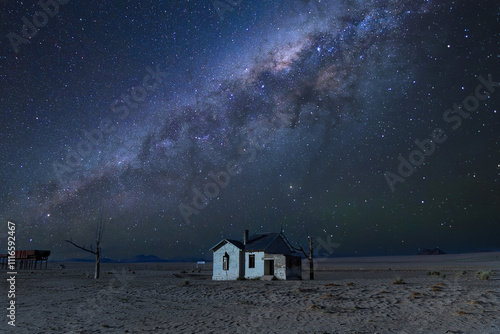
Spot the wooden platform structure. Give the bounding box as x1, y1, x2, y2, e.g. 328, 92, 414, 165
0, 250, 51, 270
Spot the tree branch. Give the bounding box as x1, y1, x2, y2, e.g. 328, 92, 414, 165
65, 240, 97, 255
292, 245, 308, 259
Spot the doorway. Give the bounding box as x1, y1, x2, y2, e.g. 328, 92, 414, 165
264, 259, 274, 275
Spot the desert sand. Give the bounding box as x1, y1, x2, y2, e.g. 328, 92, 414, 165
1, 252, 499, 333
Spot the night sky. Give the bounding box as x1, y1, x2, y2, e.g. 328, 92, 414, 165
0, 0, 499, 261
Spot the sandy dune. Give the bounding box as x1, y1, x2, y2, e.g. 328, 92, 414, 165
1, 252, 499, 333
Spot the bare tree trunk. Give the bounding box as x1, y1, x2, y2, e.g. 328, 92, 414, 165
293, 235, 315, 280
66, 214, 105, 280
309, 236, 314, 280
95, 249, 100, 279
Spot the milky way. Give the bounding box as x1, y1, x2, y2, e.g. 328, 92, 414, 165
1, 0, 498, 259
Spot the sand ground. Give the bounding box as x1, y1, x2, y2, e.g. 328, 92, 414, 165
1, 252, 499, 333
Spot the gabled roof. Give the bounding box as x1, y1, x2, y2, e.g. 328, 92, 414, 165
209, 239, 244, 252
210, 232, 298, 255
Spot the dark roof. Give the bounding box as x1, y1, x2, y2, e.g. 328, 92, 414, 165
226, 239, 244, 249
210, 232, 297, 255
244, 233, 280, 251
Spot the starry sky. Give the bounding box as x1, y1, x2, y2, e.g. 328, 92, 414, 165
0, 0, 499, 261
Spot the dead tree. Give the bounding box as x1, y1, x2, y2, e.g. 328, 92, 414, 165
293, 236, 314, 280
66, 215, 105, 279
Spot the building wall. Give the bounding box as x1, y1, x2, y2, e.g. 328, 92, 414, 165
244, 251, 265, 279
263, 253, 287, 280
212, 243, 242, 280
261, 253, 302, 280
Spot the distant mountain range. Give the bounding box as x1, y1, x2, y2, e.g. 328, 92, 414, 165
119, 254, 171, 263
417, 248, 446, 255
61, 254, 202, 263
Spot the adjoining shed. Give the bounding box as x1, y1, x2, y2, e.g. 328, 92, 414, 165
210, 230, 302, 280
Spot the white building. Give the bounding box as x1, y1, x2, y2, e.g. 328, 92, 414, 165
210, 230, 302, 280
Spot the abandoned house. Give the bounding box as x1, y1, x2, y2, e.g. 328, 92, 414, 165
210, 230, 302, 280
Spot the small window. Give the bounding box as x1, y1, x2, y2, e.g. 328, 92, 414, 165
248, 254, 255, 268
223, 252, 229, 271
